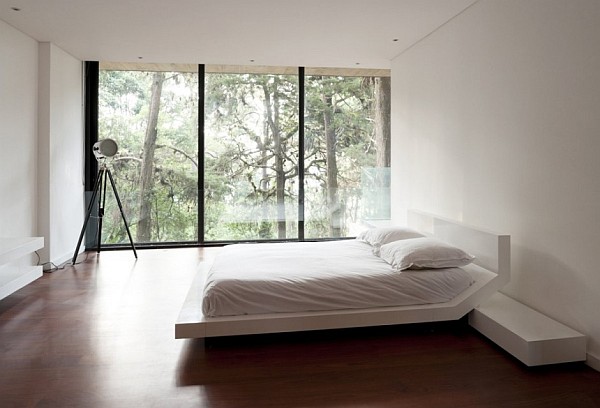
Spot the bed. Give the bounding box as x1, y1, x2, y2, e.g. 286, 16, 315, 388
175, 210, 510, 339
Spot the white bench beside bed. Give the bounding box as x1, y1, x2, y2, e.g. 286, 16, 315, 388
175, 210, 510, 339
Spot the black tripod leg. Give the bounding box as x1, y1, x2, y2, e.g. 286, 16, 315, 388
72, 169, 103, 264
96, 170, 108, 253
106, 169, 138, 259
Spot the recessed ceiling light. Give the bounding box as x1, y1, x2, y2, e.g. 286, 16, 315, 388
250, 59, 255, 63
355, 62, 360, 65
11, 7, 21, 11
392, 38, 399, 42
138, 56, 143, 59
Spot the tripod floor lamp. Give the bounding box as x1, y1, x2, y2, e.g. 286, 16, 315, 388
72, 139, 137, 264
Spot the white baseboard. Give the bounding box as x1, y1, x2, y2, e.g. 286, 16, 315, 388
46, 247, 84, 271
586, 352, 600, 372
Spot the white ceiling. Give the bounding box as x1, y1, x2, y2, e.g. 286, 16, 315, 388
0, 0, 476, 69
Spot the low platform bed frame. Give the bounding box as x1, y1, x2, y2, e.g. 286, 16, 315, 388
175, 210, 510, 339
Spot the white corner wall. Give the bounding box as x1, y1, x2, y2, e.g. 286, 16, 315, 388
391, 0, 600, 364
1, 20, 84, 268
37, 43, 84, 267
0, 20, 39, 237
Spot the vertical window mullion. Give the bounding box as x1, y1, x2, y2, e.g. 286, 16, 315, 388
198, 64, 205, 244
298, 67, 305, 241
84, 61, 99, 191
84, 61, 99, 248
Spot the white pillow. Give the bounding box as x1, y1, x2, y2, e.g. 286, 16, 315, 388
356, 226, 424, 255
378, 237, 475, 271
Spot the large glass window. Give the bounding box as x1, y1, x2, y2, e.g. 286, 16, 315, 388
94, 63, 389, 246
98, 64, 199, 244
304, 71, 391, 238
204, 67, 299, 241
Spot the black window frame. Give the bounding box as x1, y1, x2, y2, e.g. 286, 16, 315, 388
85, 62, 389, 248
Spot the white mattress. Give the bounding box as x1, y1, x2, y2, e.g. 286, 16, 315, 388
202, 240, 474, 317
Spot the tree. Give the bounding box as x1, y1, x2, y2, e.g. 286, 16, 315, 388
204, 73, 298, 241
137, 72, 165, 242
321, 91, 341, 237
374, 77, 391, 168
304, 75, 384, 237
99, 70, 199, 244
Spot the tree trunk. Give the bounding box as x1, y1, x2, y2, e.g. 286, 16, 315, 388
374, 77, 391, 168
372, 76, 391, 220
264, 81, 287, 239
322, 93, 341, 238
137, 72, 164, 242
273, 89, 286, 239
258, 120, 270, 239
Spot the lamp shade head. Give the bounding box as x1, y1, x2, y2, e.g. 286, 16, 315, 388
93, 139, 118, 160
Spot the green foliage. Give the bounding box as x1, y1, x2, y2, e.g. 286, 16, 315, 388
99, 70, 198, 244
303, 75, 380, 237
98, 68, 389, 244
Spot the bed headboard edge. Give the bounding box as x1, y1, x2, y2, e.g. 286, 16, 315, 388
406, 210, 510, 284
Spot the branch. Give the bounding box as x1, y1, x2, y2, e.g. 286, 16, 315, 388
155, 144, 198, 168
113, 156, 142, 164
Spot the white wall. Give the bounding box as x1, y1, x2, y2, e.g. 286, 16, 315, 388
37, 43, 84, 267
0, 20, 39, 237
1, 19, 84, 268
391, 0, 600, 365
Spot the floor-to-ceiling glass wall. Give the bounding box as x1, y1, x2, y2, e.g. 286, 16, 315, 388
204, 66, 299, 241
95, 63, 388, 246
304, 69, 391, 238
97, 63, 199, 244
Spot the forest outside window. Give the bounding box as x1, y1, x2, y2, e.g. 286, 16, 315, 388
303, 69, 391, 239
94, 63, 390, 246
97, 63, 199, 245
204, 66, 299, 241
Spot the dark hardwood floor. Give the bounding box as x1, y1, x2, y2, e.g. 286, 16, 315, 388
1, 248, 598, 407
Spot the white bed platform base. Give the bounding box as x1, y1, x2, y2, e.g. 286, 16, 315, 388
175, 210, 510, 339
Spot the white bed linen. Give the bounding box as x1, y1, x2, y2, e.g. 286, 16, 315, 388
202, 240, 474, 317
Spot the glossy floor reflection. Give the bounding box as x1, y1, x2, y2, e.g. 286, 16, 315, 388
0, 248, 599, 407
